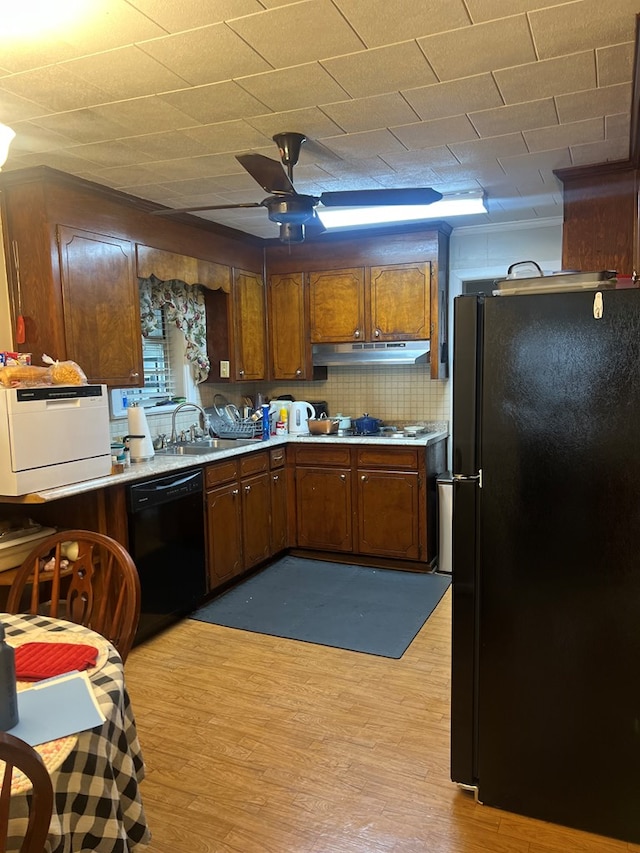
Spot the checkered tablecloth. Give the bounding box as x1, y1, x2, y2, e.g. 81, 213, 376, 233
2, 612, 151, 852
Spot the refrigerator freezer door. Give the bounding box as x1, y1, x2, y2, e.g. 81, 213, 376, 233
450, 294, 483, 787
476, 289, 640, 844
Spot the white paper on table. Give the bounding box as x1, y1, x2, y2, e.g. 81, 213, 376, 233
8, 670, 106, 746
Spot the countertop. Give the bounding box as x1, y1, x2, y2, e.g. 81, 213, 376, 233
0, 429, 449, 504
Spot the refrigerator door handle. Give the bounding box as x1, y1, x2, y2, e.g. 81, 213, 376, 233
453, 469, 483, 488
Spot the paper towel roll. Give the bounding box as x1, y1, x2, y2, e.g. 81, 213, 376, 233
127, 405, 155, 461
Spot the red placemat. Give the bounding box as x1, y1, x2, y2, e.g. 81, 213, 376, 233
14, 642, 98, 680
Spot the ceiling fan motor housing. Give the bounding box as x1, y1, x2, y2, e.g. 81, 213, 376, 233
265, 195, 318, 224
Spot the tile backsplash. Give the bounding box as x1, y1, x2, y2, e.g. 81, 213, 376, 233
110, 366, 450, 442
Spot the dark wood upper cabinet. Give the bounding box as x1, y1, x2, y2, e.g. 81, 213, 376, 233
555, 161, 637, 277
58, 226, 142, 387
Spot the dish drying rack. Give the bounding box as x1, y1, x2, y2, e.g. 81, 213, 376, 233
206, 395, 263, 439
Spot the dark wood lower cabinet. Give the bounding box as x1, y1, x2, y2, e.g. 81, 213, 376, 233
205, 449, 285, 592
357, 469, 420, 559
206, 481, 243, 587
292, 443, 434, 563
295, 466, 353, 552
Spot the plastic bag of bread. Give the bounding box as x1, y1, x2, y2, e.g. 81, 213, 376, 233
0, 364, 50, 387
42, 353, 87, 385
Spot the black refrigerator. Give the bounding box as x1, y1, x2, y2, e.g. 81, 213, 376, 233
450, 287, 640, 844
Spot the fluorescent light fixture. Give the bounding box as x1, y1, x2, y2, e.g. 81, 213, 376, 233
0, 124, 15, 169
317, 190, 487, 229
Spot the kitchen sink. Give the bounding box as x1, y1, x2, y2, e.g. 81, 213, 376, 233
157, 438, 258, 455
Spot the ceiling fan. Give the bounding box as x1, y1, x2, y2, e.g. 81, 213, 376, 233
152, 132, 443, 243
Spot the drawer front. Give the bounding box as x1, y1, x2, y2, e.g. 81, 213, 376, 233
356, 447, 419, 470
205, 459, 238, 489
293, 445, 352, 467
240, 450, 269, 478
270, 447, 286, 469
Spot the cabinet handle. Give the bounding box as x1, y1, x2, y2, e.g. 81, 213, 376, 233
244, 484, 251, 493
295, 368, 302, 376
354, 329, 361, 338
361, 474, 367, 481
232, 489, 239, 496
273, 474, 279, 482
340, 474, 346, 481
374, 329, 380, 338
239, 369, 245, 377
130, 370, 139, 379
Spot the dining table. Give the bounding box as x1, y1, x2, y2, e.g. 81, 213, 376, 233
1, 611, 151, 853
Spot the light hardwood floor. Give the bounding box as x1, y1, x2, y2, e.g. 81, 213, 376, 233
125, 588, 640, 853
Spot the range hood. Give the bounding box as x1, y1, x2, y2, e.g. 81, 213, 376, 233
312, 341, 430, 366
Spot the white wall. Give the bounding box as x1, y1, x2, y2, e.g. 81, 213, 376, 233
446, 216, 564, 465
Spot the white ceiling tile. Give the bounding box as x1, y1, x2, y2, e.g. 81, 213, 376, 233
237, 63, 349, 112
126, 0, 264, 31
597, 42, 635, 85
333, 0, 471, 47
181, 121, 272, 154
555, 83, 632, 124
465, 0, 575, 24
321, 42, 438, 98
137, 24, 271, 87
61, 0, 167, 53
494, 52, 597, 104
419, 16, 536, 81
227, 0, 365, 68
470, 99, 558, 138
529, 0, 640, 60
158, 82, 271, 125
606, 112, 630, 138
320, 129, 408, 159
89, 98, 198, 135
114, 130, 211, 160
380, 146, 461, 172
65, 139, 153, 168
524, 118, 604, 152
393, 116, 479, 150
0, 66, 112, 113
449, 132, 528, 164
28, 108, 138, 145
63, 47, 190, 100
247, 109, 344, 143
499, 147, 573, 178
570, 136, 630, 165
321, 94, 419, 133
403, 74, 503, 122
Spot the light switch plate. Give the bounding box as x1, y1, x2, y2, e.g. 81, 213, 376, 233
220, 360, 230, 378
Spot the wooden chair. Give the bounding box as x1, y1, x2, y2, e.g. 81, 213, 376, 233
0, 731, 54, 853
6, 530, 141, 662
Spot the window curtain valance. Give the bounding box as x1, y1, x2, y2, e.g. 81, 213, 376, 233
139, 274, 210, 383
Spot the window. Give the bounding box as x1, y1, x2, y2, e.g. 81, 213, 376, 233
110, 308, 195, 419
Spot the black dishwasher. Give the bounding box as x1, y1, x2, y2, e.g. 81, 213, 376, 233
127, 468, 206, 644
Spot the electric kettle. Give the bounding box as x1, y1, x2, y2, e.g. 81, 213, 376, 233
289, 401, 316, 435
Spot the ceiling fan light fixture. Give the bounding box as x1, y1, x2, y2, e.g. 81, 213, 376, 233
317, 190, 487, 229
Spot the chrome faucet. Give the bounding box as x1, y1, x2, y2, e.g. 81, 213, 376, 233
170, 402, 210, 444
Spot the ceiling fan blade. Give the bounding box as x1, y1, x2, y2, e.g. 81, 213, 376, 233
319, 187, 443, 207
237, 153, 296, 195
152, 202, 262, 217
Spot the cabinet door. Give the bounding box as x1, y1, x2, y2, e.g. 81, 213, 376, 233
296, 467, 353, 551
233, 268, 267, 381
357, 470, 420, 559
58, 226, 143, 387
308, 267, 365, 343
268, 272, 309, 379
241, 472, 271, 569
368, 262, 431, 341
270, 468, 288, 554
206, 482, 243, 589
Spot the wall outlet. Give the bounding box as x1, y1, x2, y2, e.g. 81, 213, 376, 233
220, 360, 230, 378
